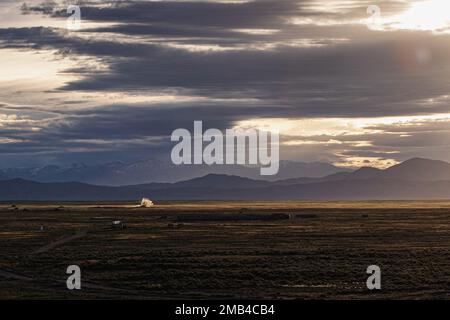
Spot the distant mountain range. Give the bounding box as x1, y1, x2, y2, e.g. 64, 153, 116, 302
2, 158, 450, 201
0, 159, 348, 185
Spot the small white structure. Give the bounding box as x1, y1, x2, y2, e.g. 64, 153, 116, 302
112, 220, 124, 229
140, 198, 154, 208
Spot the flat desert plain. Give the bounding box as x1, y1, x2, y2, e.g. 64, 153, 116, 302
1, 201, 450, 299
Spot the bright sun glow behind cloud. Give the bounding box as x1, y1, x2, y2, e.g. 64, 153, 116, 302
391, 0, 450, 31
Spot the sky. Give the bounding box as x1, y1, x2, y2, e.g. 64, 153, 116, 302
1, 0, 450, 169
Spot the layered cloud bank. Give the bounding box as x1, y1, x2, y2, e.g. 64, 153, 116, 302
1, 0, 450, 168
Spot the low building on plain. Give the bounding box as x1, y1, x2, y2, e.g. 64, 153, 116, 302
140, 198, 154, 208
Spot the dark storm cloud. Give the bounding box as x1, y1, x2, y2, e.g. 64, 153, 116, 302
0, 99, 268, 160
72, 0, 296, 28
2, 24, 450, 115
1, 100, 286, 142
0, 100, 284, 165
22, 0, 411, 46
3, 24, 450, 118
2, 0, 450, 166
41, 0, 409, 28
3, 1, 439, 115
